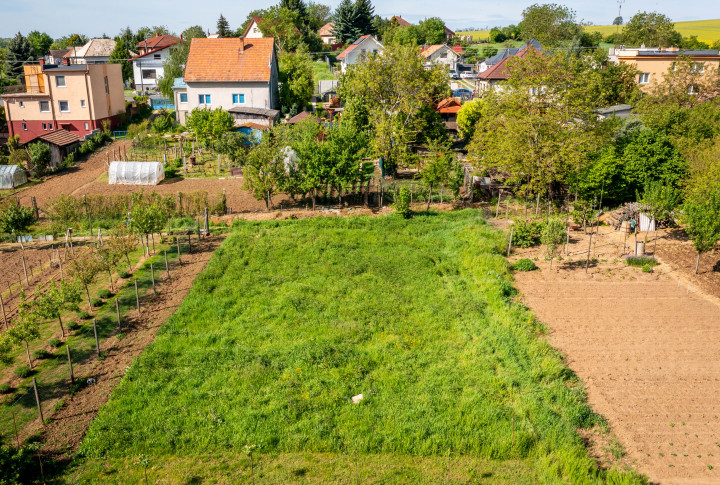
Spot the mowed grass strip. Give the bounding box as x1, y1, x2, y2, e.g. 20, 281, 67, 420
78, 211, 644, 483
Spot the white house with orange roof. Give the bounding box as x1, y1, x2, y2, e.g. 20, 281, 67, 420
336, 35, 384, 73
421, 44, 463, 70
132, 34, 183, 92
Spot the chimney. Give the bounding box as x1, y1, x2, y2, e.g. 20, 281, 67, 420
39, 58, 45, 66
62, 57, 70, 66
239, 38, 245, 54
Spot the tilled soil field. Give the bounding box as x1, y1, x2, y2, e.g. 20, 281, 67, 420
509, 225, 720, 485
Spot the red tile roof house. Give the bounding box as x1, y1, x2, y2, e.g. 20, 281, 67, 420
172, 37, 280, 128
436, 97, 462, 133
318, 22, 336, 44
132, 34, 183, 92
336, 35, 384, 73
421, 44, 463, 70
476, 44, 541, 93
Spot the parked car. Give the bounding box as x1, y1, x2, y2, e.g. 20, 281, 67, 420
460, 71, 476, 79
448, 69, 460, 80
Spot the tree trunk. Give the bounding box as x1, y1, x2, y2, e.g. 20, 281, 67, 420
25, 341, 32, 369
695, 252, 701, 274
58, 315, 65, 339
312, 189, 316, 210
426, 184, 433, 211
364, 181, 369, 208
85, 286, 92, 310
108, 270, 114, 292
653, 229, 659, 259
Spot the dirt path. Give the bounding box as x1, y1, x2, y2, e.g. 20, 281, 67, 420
35, 235, 223, 456
510, 226, 720, 485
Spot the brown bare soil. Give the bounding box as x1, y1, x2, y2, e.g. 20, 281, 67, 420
507, 223, 720, 485
34, 235, 222, 457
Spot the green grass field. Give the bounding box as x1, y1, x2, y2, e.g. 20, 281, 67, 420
68, 211, 644, 483
312, 60, 337, 82
458, 18, 720, 43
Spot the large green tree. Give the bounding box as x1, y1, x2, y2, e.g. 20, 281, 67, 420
7, 32, 34, 81
354, 0, 377, 37
279, 49, 314, 115
333, 0, 361, 44
307, 2, 333, 32
418, 17, 447, 45
186, 107, 235, 143
622, 11, 681, 47
157, 42, 189, 98
683, 187, 720, 273
26, 31, 53, 58
518, 3, 581, 47
216, 14, 231, 38
109, 38, 132, 82
182, 25, 207, 41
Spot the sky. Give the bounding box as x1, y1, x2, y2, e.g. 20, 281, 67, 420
2, 0, 719, 38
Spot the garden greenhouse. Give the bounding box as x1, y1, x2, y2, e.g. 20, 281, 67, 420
0, 165, 27, 189
108, 161, 165, 186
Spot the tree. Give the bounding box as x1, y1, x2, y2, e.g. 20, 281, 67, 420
418, 17, 447, 45
243, 129, 287, 209
622, 11, 681, 47
6, 291, 40, 369
27, 142, 51, 177
26, 31, 53, 58
258, 7, 319, 54
33, 281, 81, 339
456, 98, 488, 140
0, 203, 35, 235
333, 0, 361, 44
107, 225, 139, 270
130, 198, 166, 253
215, 132, 251, 165
217, 14, 231, 38
307, 2, 333, 32
157, 42, 189, 99
518, 3, 581, 47
418, 138, 453, 210
354, 0, 376, 36
186, 108, 234, 144
339, 43, 449, 173
109, 38, 132, 82
639, 181, 680, 255
682, 188, 720, 273
6, 33, 35, 81
642, 56, 720, 108
68, 247, 102, 310
542, 217, 566, 267
489, 27, 508, 43
613, 16, 623, 26
50, 33, 88, 50
181, 26, 206, 41
279, 49, 314, 115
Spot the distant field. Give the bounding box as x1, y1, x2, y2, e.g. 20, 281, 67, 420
70, 212, 644, 483
458, 19, 720, 43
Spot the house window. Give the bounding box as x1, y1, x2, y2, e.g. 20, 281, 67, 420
39, 101, 49, 112
639, 73, 650, 84
19, 101, 24, 108
688, 84, 699, 95
179, 93, 188, 103
22, 123, 27, 131
81, 100, 86, 108
198, 94, 211, 105
142, 69, 156, 80
84, 122, 89, 130
59, 100, 69, 112
440, 52, 448, 58
48, 123, 53, 130
232, 94, 245, 104
104, 76, 109, 94
691, 62, 704, 73
154, 54, 161, 60
55, 76, 66, 87
42, 123, 47, 130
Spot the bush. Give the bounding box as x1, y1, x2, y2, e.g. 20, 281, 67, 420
626, 256, 658, 268
31, 349, 50, 360
77, 310, 91, 320
642, 264, 653, 273
510, 258, 538, 271
47, 338, 62, 348
27, 141, 51, 177
13, 366, 32, 378
67, 321, 80, 331
119, 270, 131, 279
0, 204, 35, 235
98, 289, 113, 299
393, 186, 413, 219
90, 298, 104, 308
0, 383, 11, 394
62, 151, 76, 169
511, 219, 545, 248
164, 163, 179, 179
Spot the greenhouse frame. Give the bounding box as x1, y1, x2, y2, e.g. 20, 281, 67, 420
108, 161, 165, 186
0, 165, 28, 190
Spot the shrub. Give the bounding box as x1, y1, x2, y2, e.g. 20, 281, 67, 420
0, 383, 11, 394
642, 264, 653, 273
27, 142, 51, 177
62, 151, 76, 169
31, 349, 50, 360
67, 321, 81, 331
47, 338, 62, 348
119, 270, 131, 279
0, 204, 35, 235
13, 366, 32, 378
164, 163, 179, 179
511, 258, 538, 271
511, 219, 545, 248
76, 310, 91, 320
626, 256, 658, 268
393, 186, 413, 219
98, 289, 113, 299
90, 298, 104, 308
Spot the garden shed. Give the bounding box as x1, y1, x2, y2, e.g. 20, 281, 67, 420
108, 161, 165, 185
38, 129, 82, 168
0, 165, 27, 189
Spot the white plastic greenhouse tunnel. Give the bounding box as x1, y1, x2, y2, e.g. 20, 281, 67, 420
0, 165, 27, 189
108, 161, 165, 186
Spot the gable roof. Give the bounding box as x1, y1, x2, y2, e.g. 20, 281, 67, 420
131, 41, 183, 61
451, 45, 464, 54
287, 111, 313, 124
65, 39, 116, 58
38, 129, 81, 147
482, 39, 542, 66
337, 35, 383, 60
478, 44, 540, 81
184, 37, 276, 83
437, 97, 462, 114
242, 17, 264, 38
391, 16, 412, 27
49, 49, 70, 58
422, 44, 457, 58
445, 27, 455, 37
136, 34, 182, 51
318, 22, 335, 37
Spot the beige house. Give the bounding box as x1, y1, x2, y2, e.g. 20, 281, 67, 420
614, 47, 720, 92
64, 39, 117, 64
318, 23, 336, 44
2, 61, 125, 144
173, 37, 280, 127
421, 44, 462, 70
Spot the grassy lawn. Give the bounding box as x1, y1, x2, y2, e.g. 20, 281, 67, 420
69, 211, 644, 483
312, 60, 337, 82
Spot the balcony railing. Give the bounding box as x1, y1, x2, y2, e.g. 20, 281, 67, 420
1, 85, 46, 95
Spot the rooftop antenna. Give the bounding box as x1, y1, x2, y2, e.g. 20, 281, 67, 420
615, 0, 625, 49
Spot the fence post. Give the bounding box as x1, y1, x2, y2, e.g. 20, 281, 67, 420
204, 207, 209, 236
507, 227, 514, 256
135, 280, 140, 316
21, 255, 29, 286
585, 233, 594, 273
66, 344, 74, 385
177, 237, 182, 265
0, 293, 7, 329
115, 298, 121, 329
32, 196, 39, 221
151, 264, 156, 293
164, 250, 170, 279
93, 319, 100, 357
32, 378, 44, 425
